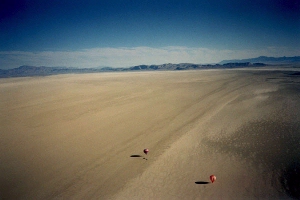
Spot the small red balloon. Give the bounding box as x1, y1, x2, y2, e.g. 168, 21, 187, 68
143, 149, 149, 155
210, 175, 216, 183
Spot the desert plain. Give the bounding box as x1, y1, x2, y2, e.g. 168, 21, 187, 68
1, 69, 300, 199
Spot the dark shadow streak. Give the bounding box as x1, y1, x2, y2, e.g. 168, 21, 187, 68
195, 181, 210, 184
130, 155, 142, 157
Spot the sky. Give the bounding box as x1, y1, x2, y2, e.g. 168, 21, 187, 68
0, 0, 299, 69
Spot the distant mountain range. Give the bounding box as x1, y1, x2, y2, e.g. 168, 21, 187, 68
0, 63, 267, 78
219, 56, 300, 65
0, 56, 299, 78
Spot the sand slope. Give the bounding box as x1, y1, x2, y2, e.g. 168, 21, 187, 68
1, 70, 299, 199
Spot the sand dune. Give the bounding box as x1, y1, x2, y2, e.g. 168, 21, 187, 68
1, 69, 299, 199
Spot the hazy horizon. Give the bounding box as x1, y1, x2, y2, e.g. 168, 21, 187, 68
1, 0, 299, 69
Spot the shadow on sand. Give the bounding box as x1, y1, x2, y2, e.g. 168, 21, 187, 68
195, 181, 210, 184
281, 161, 300, 199
130, 155, 142, 157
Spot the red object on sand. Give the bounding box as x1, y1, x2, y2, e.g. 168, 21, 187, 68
210, 175, 216, 183
143, 149, 149, 155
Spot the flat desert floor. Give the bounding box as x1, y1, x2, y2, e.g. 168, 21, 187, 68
1, 69, 300, 199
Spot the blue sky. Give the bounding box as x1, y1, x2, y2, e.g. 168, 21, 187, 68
0, 0, 299, 69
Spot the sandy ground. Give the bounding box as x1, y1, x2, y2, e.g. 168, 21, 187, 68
0, 69, 300, 199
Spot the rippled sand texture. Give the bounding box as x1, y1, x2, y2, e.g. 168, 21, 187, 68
1, 69, 300, 199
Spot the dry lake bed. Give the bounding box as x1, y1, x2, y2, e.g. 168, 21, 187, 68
1, 69, 300, 199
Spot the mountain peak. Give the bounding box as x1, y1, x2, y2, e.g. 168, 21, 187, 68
219, 56, 300, 65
